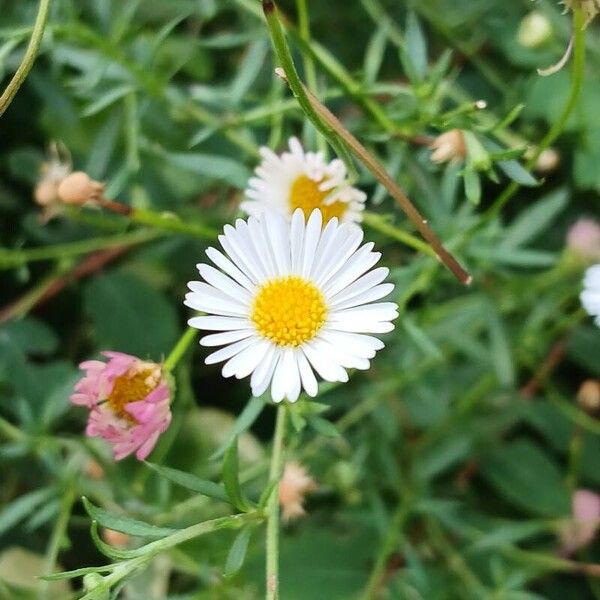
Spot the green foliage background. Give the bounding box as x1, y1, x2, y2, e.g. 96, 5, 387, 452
0, 0, 599, 598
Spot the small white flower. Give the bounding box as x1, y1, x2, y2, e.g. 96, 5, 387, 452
185, 208, 397, 402
241, 137, 366, 226
581, 264, 600, 327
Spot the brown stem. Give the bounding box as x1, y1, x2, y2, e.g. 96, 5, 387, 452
275, 68, 472, 285
520, 340, 566, 399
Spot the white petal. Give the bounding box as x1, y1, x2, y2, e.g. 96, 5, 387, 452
297, 350, 318, 397
302, 343, 348, 383
328, 267, 389, 304
188, 316, 251, 331
318, 329, 384, 358
270, 354, 289, 403
311, 337, 370, 370
220, 226, 262, 284
301, 209, 323, 277
263, 210, 290, 275
322, 245, 381, 297
290, 208, 306, 274
205, 337, 256, 365
205, 247, 256, 292
314, 231, 366, 287
197, 264, 252, 303
184, 285, 248, 317
234, 219, 271, 282
222, 340, 270, 379
330, 302, 399, 323
328, 320, 395, 334
251, 345, 279, 396
249, 216, 278, 279
200, 330, 255, 347
331, 283, 395, 311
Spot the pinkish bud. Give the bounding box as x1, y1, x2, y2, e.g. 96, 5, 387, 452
278, 461, 317, 521
429, 130, 466, 165
567, 218, 600, 260
559, 489, 600, 555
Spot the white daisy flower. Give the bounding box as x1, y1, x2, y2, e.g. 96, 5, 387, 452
241, 137, 367, 226
185, 208, 397, 402
581, 264, 600, 327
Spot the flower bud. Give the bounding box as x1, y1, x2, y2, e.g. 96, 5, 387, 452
577, 379, 600, 412
57, 171, 104, 205
559, 489, 600, 555
534, 148, 560, 173
102, 528, 130, 548
567, 219, 600, 260
429, 129, 466, 165
85, 459, 105, 480
518, 11, 553, 48
563, 0, 600, 27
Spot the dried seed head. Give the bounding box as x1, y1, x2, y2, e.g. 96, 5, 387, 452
57, 171, 104, 205
563, 0, 600, 27
429, 130, 466, 164
577, 379, 600, 412
518, 11, 553, 48
278, 461, 317, 521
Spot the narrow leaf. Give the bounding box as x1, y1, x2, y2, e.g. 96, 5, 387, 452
224, 527, 252, 578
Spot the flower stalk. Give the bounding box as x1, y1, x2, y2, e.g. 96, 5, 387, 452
266, 404, 287, 600
0, 0, 51, 117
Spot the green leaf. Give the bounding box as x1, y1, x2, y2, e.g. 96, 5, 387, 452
144, 462, 229, 502
0, 487, 55, 536
210, 395, 266, 460
404, 11, 427, 80
162, 152, 251, 188
497, 159, 539, 187
479, 439, 570, 517
84, 271, 178, 360
222, 437, 252, 512
463, 167, 481, 205
308, 416, 340, 438
1, 318, 58, 355
224, 527, 252, 578
487, 309, 515, 387
501, 189, 568, 248
469, 520, 552, 551
82, 497, 178, 538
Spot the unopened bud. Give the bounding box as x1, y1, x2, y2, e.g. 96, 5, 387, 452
34, 180, 59, 207
566, 219, 600, 261
102, 528, 130, 548
57, 171, 104, 205
429, 129, 466, 165
279, 461, 317, 521
85, 459, 104, 480
577, 379, 600, 412
518, 11, 553, 48
535, 148, 560, 173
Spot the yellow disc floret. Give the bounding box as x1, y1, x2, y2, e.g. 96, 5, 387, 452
289, 175, 347, 222
106, 366, 160, 422
252, 276, 327, 347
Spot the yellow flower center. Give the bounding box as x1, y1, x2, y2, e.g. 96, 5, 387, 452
251, 276, 327, 347
289, 175, 347, 221
106, 367, 159, 423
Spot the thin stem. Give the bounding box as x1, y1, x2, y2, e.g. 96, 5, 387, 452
486, 8, 586, 219
277, 70, 471, 285
360, 497, 411, 599
266, 404, 287, 600
163, 328, 198, 372
0, 0, 51, 117
0, 229, 162, 270
41, 485, 75, 599
262, 0, 357, 177
295, 0, 326, 154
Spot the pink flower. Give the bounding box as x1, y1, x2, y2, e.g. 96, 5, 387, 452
566, 218, 600, 260
559, 489, 600, 555
71, 352, 171, 461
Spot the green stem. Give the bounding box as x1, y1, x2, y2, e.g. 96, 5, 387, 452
266, 404, 287, 600
0, 229, 162, 270
41, 485, 75, 599
131, 207, 218, 240
360, 497, 411, 600
362, 211, 437, 258
262, 0, 357, 176
486, 8, 586, 219
163, 328, 198, 373
295, 0, 325, 154
0, 0, 51, 117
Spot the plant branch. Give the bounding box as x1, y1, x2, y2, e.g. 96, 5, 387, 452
266, 404, 287, 600
0, 0, 51, 117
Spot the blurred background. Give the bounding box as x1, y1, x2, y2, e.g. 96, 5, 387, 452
1, 0, 600, 598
